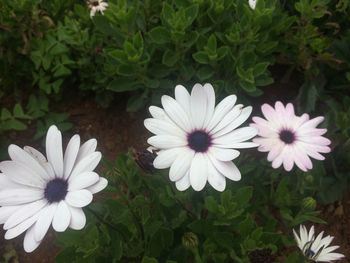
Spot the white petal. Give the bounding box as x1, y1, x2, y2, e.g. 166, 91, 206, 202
144, 118, 185, 137
0, 173, 22, 189
212, 106, 253, 137
148, 135, 187, 149
46, 125, 64, 178
65, 190, 93, 207
213, 127, 258, 147
190, 83, 207, 129
76, 138, 97, 163
23, 225, 41, 253
208, 155, 241, 181
229, 142, 259, 149
0, 188, 44, 206
34, 203, 57, 242
5, 213, 39, 239
203, 83, 216, 127
0, 205, 23, 224
189, 153, 208, 191
169, 149, 195, 182
175, 172, 191, 191
210, 104, 243, 135
69, 207, 86, 230
4, 199, 47, 230
175, 84, 191, 113
153, 147, 185, 169
24, 146, 47, 163
52, 200, 71, 232
70, 152, 101, 179
68, 172, 99, 191
161, 95, 192, 131
0, 161, 45, 188
209, 147, 240, 162
207, 159, 226, 192
207, 95, 237, 131
63, 135, 81, 179
87, 177, 108, 194
149, 106, 172, 122
9, 145, 50, 181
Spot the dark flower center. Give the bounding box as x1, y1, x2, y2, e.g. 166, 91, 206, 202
188, 130, 211, 152
305, 248, 315, 258
279, 129, 295, 144
44, 178, 68, 203
92, 1, 99, 6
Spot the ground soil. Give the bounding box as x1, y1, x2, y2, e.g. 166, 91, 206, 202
0, 71, 349, 262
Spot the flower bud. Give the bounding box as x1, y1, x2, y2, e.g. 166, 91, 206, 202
302, 197, 317, 210
182, 232, 199, 250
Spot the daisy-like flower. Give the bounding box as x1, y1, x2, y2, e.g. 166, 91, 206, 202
144, 83, 258, 192
293, 225, 345, 262
251, 102, 331, 172
87, 0, 108, 17
249, 0, 257, 9
0, 125, 108, 252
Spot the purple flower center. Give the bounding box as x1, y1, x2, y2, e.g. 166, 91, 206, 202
279, 129, 295, 144
188, 130, 211, 152
44, 178, 68, 203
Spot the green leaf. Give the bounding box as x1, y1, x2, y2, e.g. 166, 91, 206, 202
1, 108, 12, 121
193, 51, 209, 64
148, 27, 171, 44
196, 66, 214, 81
142, 257, 158, 263
107, 79, 139, 92
162, 50, 178, 67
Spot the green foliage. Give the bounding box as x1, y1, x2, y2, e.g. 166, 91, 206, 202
56, 153, 325, 262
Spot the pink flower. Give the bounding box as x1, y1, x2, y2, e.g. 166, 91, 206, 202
251, 101, 331, 172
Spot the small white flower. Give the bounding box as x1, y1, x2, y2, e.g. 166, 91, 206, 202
251, 102, 331, 172
87, 0, 108, 17
249, 0, 257, 9
293, 225, 345, 262
0, 125, 108, 252
144, 83, 258, 192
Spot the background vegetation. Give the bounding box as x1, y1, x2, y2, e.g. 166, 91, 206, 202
1, 0, 350, 262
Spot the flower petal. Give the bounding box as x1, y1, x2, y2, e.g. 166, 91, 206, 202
208, 155, 241, 181
0, 188, 44, 206
189, 153, 208, 191
175, 172, 191, 191
209, 147, 240, 162
4, 199, 47, 230
23, 225, 41, 253
69, 207, 86, 230
190, 83, 207, 129
147, 135, 187, 149
144, 118, 185, 137
161, 95, 192, 131
76, 139, 97, 163
5, 213, 39, 240
46, 125, 64, 178
212, 127, 258, 147
153, 147, 185, 169
8, 145, 50, 181
207, 95, 237, 131
70, 152, 102, 179
65, 190, 93, 207
63, 135, 81, 179
68, 172, 99, 191
169, 149, 195, 182
87, 177, 108, 194
0, 161, 45, 188
34, 203, 57, 242
52, 201, 71, 232
207, 159, 226, 192
203, 83, 216, 127
175, 84, 191, 113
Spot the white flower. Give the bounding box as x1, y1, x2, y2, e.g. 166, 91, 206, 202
144, 83, 258, 192
87, 0, 108, 17
293, 225, 345, 262
251, 102, 331, 172
249, 0, 257, 9
0, 125, 108, 252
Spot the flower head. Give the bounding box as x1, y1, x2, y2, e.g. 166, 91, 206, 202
249, 0, 257, 9
144, 83, 258, 192
0, 125, 108, 252
87, 0, 108, 17
251, 102, 331, 172
293, 225, 345, 262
